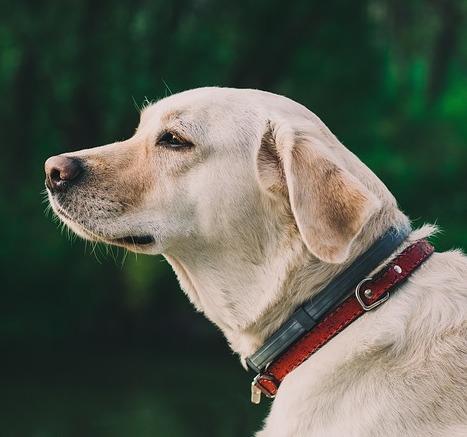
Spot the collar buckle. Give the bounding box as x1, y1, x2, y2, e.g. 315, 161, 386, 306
251, 373, 277, 404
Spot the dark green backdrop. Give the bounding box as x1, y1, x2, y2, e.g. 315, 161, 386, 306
1, 1, 466, 436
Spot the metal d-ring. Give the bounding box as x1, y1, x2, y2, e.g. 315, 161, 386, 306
355, 277, 389, 311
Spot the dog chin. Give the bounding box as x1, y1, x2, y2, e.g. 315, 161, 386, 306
54, 210, 102, 242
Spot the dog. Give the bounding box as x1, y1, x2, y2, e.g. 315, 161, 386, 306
45, 87, 467, 436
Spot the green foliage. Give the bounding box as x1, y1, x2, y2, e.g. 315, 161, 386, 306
0, 0, 466, 434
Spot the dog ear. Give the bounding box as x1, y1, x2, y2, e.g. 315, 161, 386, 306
255, 121, 380, 263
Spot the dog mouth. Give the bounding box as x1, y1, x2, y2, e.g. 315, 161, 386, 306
48, 195, 155, 248
112, 235, 155, 246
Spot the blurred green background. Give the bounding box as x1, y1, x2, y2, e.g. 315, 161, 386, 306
1, 0, 466, 436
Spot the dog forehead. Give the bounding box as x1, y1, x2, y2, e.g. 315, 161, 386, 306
142, 87, 309, 123
142, 88, 249, 121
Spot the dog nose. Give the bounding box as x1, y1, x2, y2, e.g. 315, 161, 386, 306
45, 155, 83, 191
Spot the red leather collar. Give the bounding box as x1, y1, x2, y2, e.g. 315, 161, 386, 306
251, 239, 434, 403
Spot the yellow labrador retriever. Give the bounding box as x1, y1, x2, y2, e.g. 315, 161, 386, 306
45, 88, 467, 437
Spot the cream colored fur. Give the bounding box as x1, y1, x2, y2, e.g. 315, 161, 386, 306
46, 87, 467, 436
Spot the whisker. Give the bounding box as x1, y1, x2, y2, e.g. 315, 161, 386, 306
162, 78, 173, 96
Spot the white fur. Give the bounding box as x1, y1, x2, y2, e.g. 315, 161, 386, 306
46, 87, 467, 436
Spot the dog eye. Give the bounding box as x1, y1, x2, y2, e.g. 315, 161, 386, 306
158, 131, 192, 149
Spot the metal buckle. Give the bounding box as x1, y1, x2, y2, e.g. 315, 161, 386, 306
251, 373, 277, 404
355, 277, 389, 311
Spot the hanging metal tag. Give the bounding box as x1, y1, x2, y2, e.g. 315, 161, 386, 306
251, 381, 262, 404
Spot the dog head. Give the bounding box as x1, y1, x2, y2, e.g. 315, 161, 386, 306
45, 87, 394, 264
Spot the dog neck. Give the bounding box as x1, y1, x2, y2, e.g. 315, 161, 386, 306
164, 207, 410, 362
